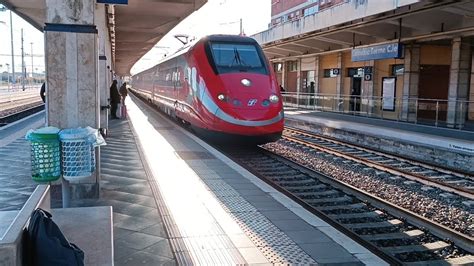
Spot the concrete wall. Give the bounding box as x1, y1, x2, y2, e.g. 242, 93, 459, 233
319, 53, 338, 94
420, 45, 452, 65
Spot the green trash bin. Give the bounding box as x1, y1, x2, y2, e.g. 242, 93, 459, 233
26, 127, 61, 182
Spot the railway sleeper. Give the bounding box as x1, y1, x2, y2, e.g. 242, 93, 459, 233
317, 203, 367, 211
305, 195, 352, 205
343, 150, 366, 155
263, 169, 301, 176
404, 255, 474, 266
276, 180, 319, 187
271, 176, 311, 183
425, 174, 453, 180
444, 179, 468, 185
382, 240, 450, 254
411, 170, 438, 175
345, 219, 403, 229
297, 190, 340, 198
362, 229, 425, 241
327, 210, 383, 220
285, 184, 327, 193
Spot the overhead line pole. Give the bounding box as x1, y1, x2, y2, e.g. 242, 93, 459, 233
21, 28, 25, 90
30, 42, 34, 85
10, 11, 15, 86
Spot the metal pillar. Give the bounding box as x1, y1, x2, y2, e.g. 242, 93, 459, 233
10, 11, 15, 85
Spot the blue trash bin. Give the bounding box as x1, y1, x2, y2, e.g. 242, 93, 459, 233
59, 128, 96, 180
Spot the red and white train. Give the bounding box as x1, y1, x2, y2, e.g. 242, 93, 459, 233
130, 35, 284, 143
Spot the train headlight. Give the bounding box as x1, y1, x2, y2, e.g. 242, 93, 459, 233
269, 94, 279, 103
217, 94, 226, 101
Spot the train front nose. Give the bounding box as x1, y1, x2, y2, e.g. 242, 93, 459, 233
216, 75, 282, 121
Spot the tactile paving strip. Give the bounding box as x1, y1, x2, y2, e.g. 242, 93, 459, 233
202, 179, 237, 191
205, 178, 316, 264
215, 196, 257, 213
260, 244, 317, 264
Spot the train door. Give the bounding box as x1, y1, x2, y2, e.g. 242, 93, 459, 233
350, 77, 362, 112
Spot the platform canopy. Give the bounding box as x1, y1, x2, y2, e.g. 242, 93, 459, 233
255, 0, 474, 61
1, 0, 207, 75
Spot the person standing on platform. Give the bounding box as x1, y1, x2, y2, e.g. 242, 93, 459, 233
119, 82, 128, 104
109, 80, 120, 119
40, 83, 46, 103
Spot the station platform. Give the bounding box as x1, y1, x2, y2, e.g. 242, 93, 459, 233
0, 95, 387, 265
284, 109, 474, 174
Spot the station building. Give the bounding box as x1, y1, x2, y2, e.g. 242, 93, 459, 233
253, 0, 474, 129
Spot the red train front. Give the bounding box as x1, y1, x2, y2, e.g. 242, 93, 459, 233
131, 35, 284, 143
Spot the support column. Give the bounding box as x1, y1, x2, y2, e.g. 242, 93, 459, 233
336, 52, 343, 111
401, 45, 420, 121
362, 60, 375, 115
314, 56, 320, 94
281, 61, 287, 90
447, 38, 471, 128
45, 0, 99, 199
296, 59, 302, 106
95, 4, 110, 132
469, 54, 474, 121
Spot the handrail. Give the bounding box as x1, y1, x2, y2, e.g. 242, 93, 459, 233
280, 92, 474, 130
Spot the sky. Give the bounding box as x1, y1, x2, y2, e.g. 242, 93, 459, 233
131, 0, 271, 74
0, 0, 271, 76
0, 9, 45, 75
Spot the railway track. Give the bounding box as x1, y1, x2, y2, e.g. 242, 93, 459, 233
0, 104, 44, 127
284, 127, 474, 198
219, 145, 474, 265
132, 91, 474, 264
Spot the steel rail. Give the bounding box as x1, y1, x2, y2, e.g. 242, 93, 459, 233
283, 128, 474, 199
226, 145, 474, 255
0, 104, 44, 126
285, 126, 473, 178
221, 147, 403, 265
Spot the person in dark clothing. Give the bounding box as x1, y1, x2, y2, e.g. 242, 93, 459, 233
119, 82, 128, 104
40, 83, 46, 103
109, 80, 121, 119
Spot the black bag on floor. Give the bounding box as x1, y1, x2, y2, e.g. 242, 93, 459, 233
23, 208, 84, 266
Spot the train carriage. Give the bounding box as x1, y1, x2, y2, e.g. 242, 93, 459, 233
131, 34, 284, 143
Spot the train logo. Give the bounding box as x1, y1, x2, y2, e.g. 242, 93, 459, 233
247, 99, 258, 106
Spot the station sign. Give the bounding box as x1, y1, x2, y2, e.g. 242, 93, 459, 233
352, 43, 403, 62
97, 0, 128, 4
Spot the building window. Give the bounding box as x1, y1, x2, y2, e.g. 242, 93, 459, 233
391, 64, 404, 76
347, 67, 364, 77
323, 68, 340, 78
287, 61, 298, 72
304, 5, 319, 16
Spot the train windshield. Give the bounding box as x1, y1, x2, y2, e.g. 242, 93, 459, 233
209, 42, 268, 75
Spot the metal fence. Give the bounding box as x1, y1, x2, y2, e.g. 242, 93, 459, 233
281, 92, 474, 131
